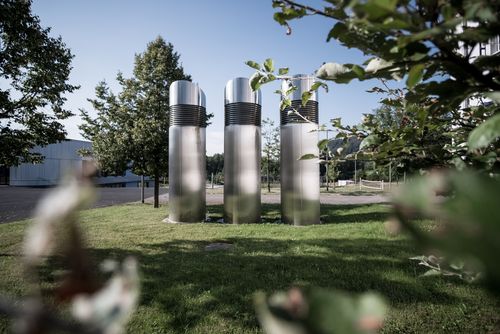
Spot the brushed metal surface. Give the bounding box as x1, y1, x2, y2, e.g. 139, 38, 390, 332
168, 127, 206, 223
281, 74, 318, 102
168, 80, 206, 223
170, 80, 205, 107
280, 123, 320, 226
224, 125, 261, 224
199, 89, 206, 108
223, 78, 262, 224
225, 77, 262, 105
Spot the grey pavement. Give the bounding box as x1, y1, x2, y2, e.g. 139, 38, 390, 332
152, 191, 388, 206
0, 186, 388, 224
0, 186, 167, 223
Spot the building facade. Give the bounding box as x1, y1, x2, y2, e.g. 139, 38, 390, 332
6, 140, 145, 187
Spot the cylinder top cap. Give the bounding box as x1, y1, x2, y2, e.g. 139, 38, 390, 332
170, 80, 205, 107
225, 77, 262, 105
199, 89, 206, 108
281, 74, 318, 102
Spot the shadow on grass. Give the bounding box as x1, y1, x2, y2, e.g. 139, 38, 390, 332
321, 204, 390, 224
335, 191, 384, 196
206, 204, 391, 225
58, 236, 465, 333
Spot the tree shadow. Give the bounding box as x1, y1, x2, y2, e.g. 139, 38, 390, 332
205, 204, 390, 225
48, 236, 470, 333
321, 204, 390, 224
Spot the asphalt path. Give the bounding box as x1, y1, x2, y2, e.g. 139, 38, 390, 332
0, 186, 167, 223
152, 192, 389, 206
0, 186, 388, 223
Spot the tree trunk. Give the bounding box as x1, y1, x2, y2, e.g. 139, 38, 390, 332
141, 175, 145, 203
154, 170, 160, 208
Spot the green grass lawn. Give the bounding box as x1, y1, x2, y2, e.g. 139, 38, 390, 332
0, 203, 498, 333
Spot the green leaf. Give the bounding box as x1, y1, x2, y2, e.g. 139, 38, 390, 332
285, 85, 298, 96
423, 269, 442, 277
468, 113, 500, 151
255, 288, 388, 334
327, 22, 348, 42
301, 91, 312, 106
245, 60, 261, 71
249, 73, 263, 91
311, 81, 328, 92
261, 74, 277, 84
350, 65, 365, 78
372, 0, 398, 11
382, 17, 411, 29
278, 67, 289, 75
280, 98, 291, 112
299, 154, 318, 160
406, 64, 425, 89
450, 260, 465, 271
264, 58, 274, 72
360, 134, 379, 150
318, 139, 329, 151
273, 7, 307, 26
484, 91, 500, 103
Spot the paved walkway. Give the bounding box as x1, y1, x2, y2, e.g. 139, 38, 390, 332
151, 192, 389, 206
0, 186, 388, 224
0, 186, 167, 223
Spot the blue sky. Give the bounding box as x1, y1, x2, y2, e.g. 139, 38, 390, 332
32, 0, 385, 155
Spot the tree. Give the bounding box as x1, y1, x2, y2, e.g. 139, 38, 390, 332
0, 0, 79, 166
206, 153, 224, 184
243, 1, 500, 327
334, 82, 455, 173
80, 37, 191, 208
261, 117, 280, 192
248, 0, 500, 172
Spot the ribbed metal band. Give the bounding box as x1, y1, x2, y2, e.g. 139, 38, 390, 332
224, 102, 261, 126
170, 104, 207, 127
281, 100, 319, 125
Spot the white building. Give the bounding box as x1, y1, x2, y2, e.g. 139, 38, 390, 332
459, 32, 499, 108
3, 140, 145, 187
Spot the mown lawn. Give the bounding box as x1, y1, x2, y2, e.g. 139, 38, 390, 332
0, 203, 498, 333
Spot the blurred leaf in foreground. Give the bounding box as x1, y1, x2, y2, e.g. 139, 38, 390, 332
393, 171, 500, 296
255, 287, 387, 334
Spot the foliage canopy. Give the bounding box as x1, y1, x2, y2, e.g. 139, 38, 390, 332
0, 0, 78, 166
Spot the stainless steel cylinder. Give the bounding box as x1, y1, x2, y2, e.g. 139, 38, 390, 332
168, 80, 206, 223
280, 75, 320, 226
224, 77, 262, 224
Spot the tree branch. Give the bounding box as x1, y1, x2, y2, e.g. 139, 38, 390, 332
277, 0, 336, 19
434, 40, 500, 91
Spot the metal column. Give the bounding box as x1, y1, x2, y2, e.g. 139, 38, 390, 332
224, 77, 262, 224
168, 80, 207, 223
280, 75, 320, 226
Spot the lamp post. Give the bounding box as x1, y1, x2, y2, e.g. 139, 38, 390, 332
323, 129, 334, 192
